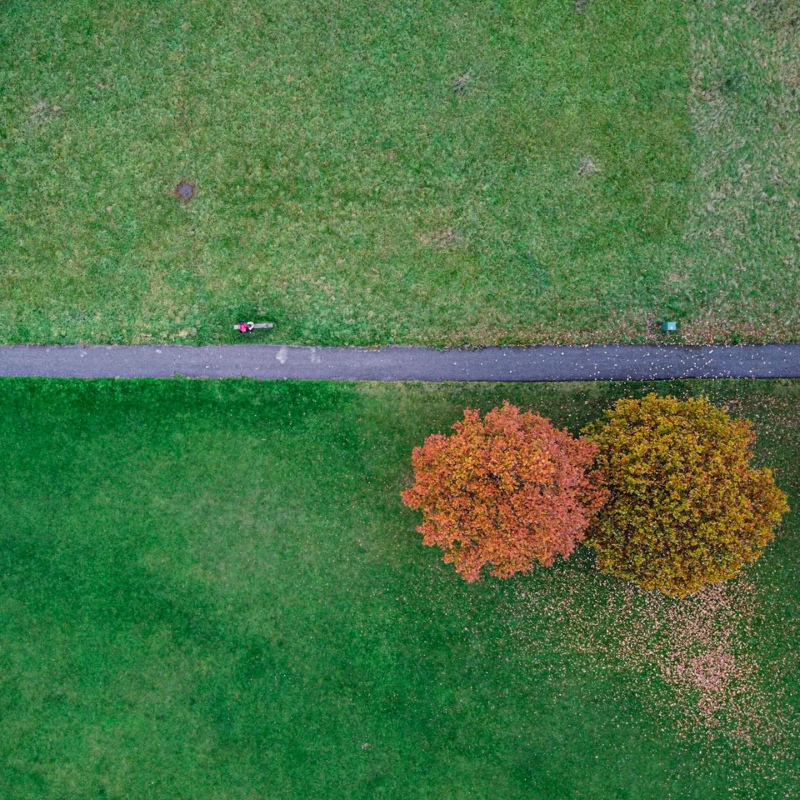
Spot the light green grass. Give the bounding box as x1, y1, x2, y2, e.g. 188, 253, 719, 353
0, 378, 797, 798
0, 0, 796, 346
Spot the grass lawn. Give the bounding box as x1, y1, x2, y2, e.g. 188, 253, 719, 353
0, 377, 798, 799
1, 0, 798, 346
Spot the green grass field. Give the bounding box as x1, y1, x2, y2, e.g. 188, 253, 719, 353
1, 377, 797, 798
1, 0, 797, 346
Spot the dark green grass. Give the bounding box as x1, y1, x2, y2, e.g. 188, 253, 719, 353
1, 0, 796, 346
0, 378, 797, 799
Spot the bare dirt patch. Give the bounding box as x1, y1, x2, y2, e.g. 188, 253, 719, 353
452, 73, 472, 92
29, 99, 61, 124
417, 229, 458, 248
576, 156, 600, 177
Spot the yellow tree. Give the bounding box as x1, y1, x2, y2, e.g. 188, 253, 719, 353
584, 394, 789, 596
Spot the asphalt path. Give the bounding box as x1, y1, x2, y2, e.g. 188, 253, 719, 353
0, 344, 799, 382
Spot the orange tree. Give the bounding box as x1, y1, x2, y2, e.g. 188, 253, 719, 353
584, 394, 789, 596
401, 402, 607, 582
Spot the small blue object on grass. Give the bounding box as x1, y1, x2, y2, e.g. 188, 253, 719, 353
661, 321, 678, 332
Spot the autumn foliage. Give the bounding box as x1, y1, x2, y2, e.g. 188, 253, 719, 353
401, 402, 607, 582
584, 394, 789, 597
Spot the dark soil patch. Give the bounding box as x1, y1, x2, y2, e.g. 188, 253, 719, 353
174, 180, 196, 202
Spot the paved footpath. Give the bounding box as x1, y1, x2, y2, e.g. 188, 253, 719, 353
0, 344, 799, 382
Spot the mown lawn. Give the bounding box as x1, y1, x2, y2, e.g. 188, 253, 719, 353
0, 378, 797, 799
1, 0, 797, 346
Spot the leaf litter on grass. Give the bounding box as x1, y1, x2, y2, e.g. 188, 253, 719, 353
502, 567, 797, 791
